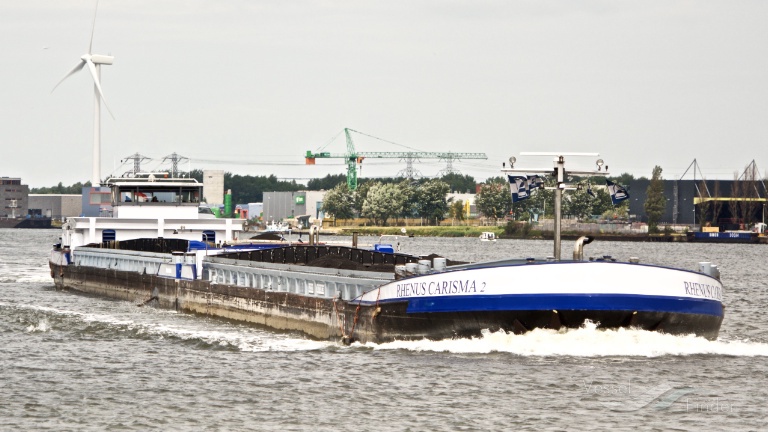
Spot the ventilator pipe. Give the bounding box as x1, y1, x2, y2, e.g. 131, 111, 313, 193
573, 235, 595, 261
310, 225, 320, 245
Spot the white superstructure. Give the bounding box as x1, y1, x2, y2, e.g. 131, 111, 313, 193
60, 176, 246, 250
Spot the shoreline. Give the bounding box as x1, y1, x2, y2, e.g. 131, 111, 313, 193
286, 226, 767, 243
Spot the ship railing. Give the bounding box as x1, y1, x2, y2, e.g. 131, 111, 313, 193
73, 247, 171, 276
204, 257, 393, 301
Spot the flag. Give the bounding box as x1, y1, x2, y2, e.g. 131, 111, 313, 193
606, 179, 629, 204
508, 175, 529, 202
528, 174, 544, 190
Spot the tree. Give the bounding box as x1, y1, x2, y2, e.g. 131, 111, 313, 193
510, 177, 555, 220
611, 173, 635, 187
591, 188, 614, 217
352, 181, 373, 216
307, 174, 347, 191
696, 180, 712, 228
475, 178, 512, 220
31, 181, 91, 194
644, 166, 666, 233
448, 199, 465, 223
440, 173, 476, 194
413, 179, 450, 225
398, 180, 418, 220
563, 188, 594, 220
186, 170, 302, 204
711, 180, 723, 227
361, 182, 406, 226
321, 184, 355, 221
727, 164, 761, 229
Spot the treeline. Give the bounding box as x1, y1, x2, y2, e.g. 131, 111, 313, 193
30, 171, 637, 220
321, 173, 635, 226
474, 176, 628, 222
307, 172, 478, 194
31, 181, 92, 194
186, 170, 301, 204
188, 171, 478, 205
29, 173, 477, 199
323, 179, 453, 226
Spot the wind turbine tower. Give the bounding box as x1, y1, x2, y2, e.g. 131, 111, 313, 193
52, 0, 114, 186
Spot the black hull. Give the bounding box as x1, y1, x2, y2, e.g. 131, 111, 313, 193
50, 263, 723, 344
0, 218, 52, 229
353, 302, 722, 343
687, 232, 760, 244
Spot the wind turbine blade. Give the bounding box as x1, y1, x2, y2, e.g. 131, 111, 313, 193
85, 58, 115, 119
51, 60, 86, 93
89, 0, 100, 53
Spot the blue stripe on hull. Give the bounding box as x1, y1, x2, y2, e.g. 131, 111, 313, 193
403, 294, 723, 317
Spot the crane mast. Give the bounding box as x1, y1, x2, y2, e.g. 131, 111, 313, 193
305, 128, 487, 190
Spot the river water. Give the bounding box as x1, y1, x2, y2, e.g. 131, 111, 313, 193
1, 229, 766, 431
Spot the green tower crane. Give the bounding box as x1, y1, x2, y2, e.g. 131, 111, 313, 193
305, 128, 487, 190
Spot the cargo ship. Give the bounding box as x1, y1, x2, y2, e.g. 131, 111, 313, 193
49, 157, 725, 343
687, 224, 766, 244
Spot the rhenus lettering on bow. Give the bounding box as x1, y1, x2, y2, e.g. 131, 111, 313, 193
396, 279, 481, 297
683, 281, 722, 301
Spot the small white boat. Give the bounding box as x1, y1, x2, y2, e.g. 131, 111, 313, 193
479, 232, 497, 242
263, 221, 291, 233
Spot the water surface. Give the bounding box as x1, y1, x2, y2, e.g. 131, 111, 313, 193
1, 229, 766, 431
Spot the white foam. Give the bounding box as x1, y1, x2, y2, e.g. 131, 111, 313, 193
137, 323, 331, 352
364, 321, 768, 357
25, 317, 50, 333
3, 264, 54, 284
16, 274, 57, 284
13, 302, 767, 356
10, 302, 331, 352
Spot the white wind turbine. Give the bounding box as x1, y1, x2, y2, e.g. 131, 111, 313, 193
52, 0, 114, 186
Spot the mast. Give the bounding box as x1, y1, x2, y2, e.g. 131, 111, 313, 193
503, 153, 608, 260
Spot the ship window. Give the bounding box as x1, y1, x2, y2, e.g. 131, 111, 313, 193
202, 230, 215, 243
180, 187, 201, 203
102, 230, 116, 242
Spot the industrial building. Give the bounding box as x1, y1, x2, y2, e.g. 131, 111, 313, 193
0, 177, 29, 218
627, 179, 767, 229
29, 194, 82, 220
262, 191, 327, 226
203, 170, 225, 205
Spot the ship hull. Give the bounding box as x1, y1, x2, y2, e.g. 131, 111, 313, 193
687, 231, 759, 243
0, 217, 52, 229
50, 258, 724, 343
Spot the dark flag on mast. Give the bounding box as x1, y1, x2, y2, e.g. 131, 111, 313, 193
606, 179, 629, 205
527, 174, 544, 190
508, 176, 529, 202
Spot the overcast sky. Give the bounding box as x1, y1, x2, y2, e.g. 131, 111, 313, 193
2, 1, 767, 187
